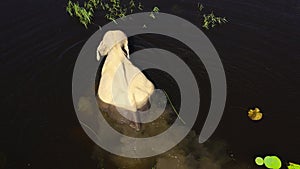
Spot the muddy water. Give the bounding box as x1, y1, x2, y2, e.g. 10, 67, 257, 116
1, 0, 300, 168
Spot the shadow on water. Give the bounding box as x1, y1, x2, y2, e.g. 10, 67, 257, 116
1, 0, 300, 168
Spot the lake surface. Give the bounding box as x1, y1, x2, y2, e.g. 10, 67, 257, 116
1, 0, 300, 168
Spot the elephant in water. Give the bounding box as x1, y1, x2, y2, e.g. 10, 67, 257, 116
96, 30, 154, 131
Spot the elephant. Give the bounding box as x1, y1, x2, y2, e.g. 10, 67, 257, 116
96, 30, 154, 131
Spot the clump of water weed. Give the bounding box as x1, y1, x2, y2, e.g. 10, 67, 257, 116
66, 0, 95, 28
66, 0, 144, 28
202, 12, 228, 30
197, 2, 228, 30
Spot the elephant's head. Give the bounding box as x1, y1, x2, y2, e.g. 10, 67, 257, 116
97, 30, 129, 61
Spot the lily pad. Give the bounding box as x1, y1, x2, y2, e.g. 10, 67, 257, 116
255, 157, 264, 166
264, 156, 282, 169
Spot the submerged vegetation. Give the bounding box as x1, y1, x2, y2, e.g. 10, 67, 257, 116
66, 0, 227, 30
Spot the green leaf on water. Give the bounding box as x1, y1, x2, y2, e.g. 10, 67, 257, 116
288, 162, 300, 169
129, 0, 135, 13
255, 157, 264, 166
197, 3, 204, 11
150, 6, 159, 19
138, 2, 143, 10
152, 6, 160, 13
264, 156, 282, 169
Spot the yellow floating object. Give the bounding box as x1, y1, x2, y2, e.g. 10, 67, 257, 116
248, 108, 263, 120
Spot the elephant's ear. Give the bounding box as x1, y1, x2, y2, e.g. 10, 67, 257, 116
96, 47, 101, 61
97, 40, 109, 61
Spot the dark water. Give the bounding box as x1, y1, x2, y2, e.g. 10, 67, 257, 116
1, 0, 300, 168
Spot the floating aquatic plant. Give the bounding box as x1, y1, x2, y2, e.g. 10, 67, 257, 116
248, 107, 263, 121
255, 156, 282, 169
288, 162, 300, 169
196, 3, 228, 30
66, 0, 145, 28
202, 12, 228, 30
255, 157, 264, 166
256, 156, 300, 169
66, 1, 229, 30
137, 2, 143, 11
162, 90, 186, 125
264, 156, 282, 169
84, 0, 101, 12
149, 6, 160, 19
129, 0, 135, 13
197, 2, 204, 11
66, 1, 95, 28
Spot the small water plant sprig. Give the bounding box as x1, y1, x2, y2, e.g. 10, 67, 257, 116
163, 90, 186, 125
197, 2, 204, 12
129, 0, 135, 13
149, 6, 160, 19
202, 11, 228, 30
137, 2, 143, 10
